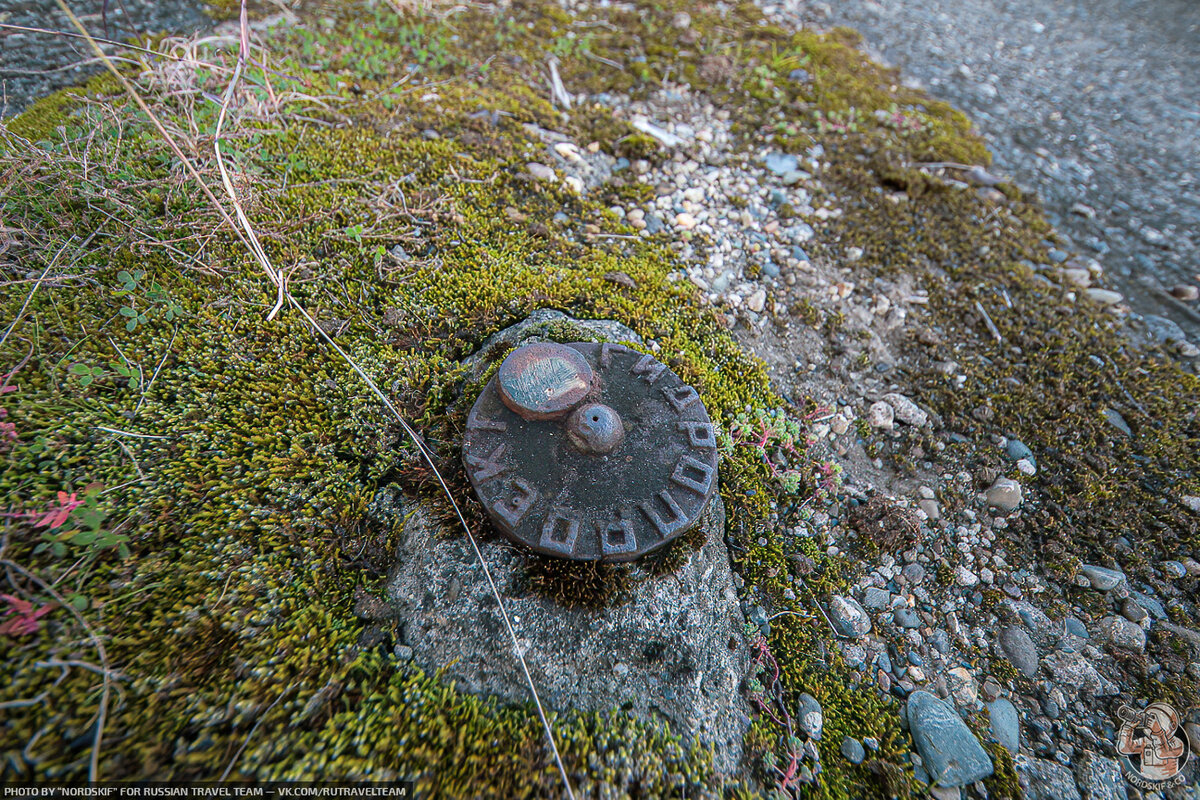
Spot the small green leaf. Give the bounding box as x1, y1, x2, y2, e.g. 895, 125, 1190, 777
70, 363, 91, 375
125, 319, 137, 332
69, 595, 89, 611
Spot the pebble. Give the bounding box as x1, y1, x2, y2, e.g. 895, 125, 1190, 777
1016, 755, 1082, 800
1005, 438, 1035, 464
674, 212, 697, 230
955, 565, 979, 587
985, 477, 1023, 513
882, 393, 929, 426
1079, 564, 1125, 591
894, 608, 921, 629
999, 626, 1039, 678
746, 289, 767, 313
1169, 284, 1199, 301
1083, 288, 1123, 306
527, 162, 556, 182
1161, 560, 1187, 579
906, 691, 994, 787
1064, 616, 1089, 638
946, 667, 978, 706
918, 499, 941, 520
1073, 751, 1128, 800
1102, 408, 1132, 436
988, 698, 1020, 753
1097, 615, 1146, 651
902, 564, 927, 585
796, 693, 824, 740
553, 142, 582, 162
840, 736, 866, 764
866, 400, 894, 430
828, 595, 872, 638
1120, 598, 1148, 624
765, 151, 799, 175
863, 587, 891, 611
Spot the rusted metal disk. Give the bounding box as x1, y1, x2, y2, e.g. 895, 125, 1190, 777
463, 341, 719, 562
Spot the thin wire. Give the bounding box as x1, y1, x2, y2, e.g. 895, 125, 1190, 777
53, 1, 576, 793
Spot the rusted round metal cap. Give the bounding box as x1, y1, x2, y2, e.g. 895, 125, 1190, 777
463, 342, 719, 562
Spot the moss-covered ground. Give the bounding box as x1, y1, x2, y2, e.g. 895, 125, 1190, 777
1, 0, 1197, 797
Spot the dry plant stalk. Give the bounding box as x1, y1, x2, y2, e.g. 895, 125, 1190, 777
49, 1, 577, 794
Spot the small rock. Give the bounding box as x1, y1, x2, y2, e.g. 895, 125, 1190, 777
1005, 438, 1035, 464
1079, 564, 1125, 591
1064, 617, 1089, 638
674, 212, 697, 230
902, 564, 927, 584
563, 175, 584, 194
1097, 616, 1146, 651
553, 142, 582, 162
746, 289, 767, 313
988, 698, 1020, 753
1169, 285, 1199, 301
1073, 750, 1128, 800
1063, 268, 1091, 288
955, 566, 979, 587
894, 608, 921, 629
527, 162, 556, 182
840, 736, 866, 764
918, 499, 941, 520
882, 393, 929, 427
866, 400, 894, 430
796, 693, 823, 741
946, 667, 978, 706
985, 478, 1023, 513
863, 587, 891, 611
1161, 560, 1187, 579
1187, 723, 1200, 757
1103, 408, 1132, 436
1121, 598, 1148, 624
1083, 288, 1123, 306
1184, 495, 1200, 514
1016, 755, 1082, 800
828, 595, 872, 638
906, 691, 994, 787
765, 152, 799, 175
999, 626, 1039, 678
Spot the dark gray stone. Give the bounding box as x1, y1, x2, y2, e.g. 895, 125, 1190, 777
796, 692, 824, 741
863, 586, 891, 610
1064, 616, 1090, 638
1079, 564, 1126, 591
1097, 615, 1146, 651
1000, 626, 1039, 678
1016, 755, 1082, 800
906, 691, 994, 787
840, 736, 866, 764
828, 595, 872, 638
1073, 750, 1128, 800
988, 698, 1020, 754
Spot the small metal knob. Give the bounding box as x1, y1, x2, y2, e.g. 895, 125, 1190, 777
567, 403, 625, 454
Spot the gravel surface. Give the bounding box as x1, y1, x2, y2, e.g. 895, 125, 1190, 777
0, 0, 211, 117
776, 0, 1200, 340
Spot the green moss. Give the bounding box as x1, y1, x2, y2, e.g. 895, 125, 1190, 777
8, 0, 1191, 795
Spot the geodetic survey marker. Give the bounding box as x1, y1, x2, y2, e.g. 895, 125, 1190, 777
463, 341, 719, 561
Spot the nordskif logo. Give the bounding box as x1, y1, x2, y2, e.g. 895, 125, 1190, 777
1115, 701, 1191, 789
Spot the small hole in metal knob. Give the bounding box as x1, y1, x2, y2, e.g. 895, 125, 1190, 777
567, 403, 624, 454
